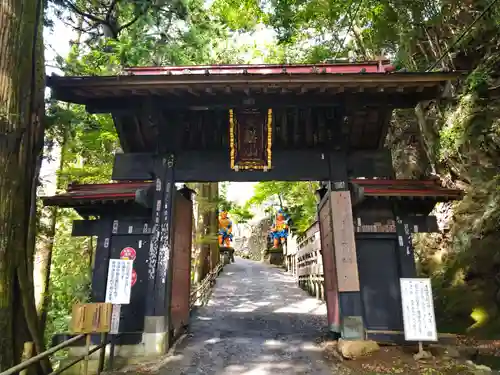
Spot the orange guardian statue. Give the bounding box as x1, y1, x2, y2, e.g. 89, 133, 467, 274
218, 211, 233, 247
270, 209, 289, 249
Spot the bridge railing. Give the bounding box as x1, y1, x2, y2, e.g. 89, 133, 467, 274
296, 225, 324, 300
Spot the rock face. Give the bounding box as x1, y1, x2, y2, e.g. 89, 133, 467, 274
465, 360, 492, 373
337, 339, 380, 359
234, 217, 271, 261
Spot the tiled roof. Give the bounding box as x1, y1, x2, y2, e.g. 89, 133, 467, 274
42, 179, 462, 208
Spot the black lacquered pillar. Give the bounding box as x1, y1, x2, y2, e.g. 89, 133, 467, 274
144, 155, 176, 351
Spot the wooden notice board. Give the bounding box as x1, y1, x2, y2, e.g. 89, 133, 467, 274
71, 303, 113, 334
330, 191, 360, 292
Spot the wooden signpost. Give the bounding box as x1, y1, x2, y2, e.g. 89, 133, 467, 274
70, 259, 134, 375
71, 303, 113, 334
71, 303, 112, 375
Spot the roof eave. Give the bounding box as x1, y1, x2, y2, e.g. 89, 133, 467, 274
47, 71, 465, 89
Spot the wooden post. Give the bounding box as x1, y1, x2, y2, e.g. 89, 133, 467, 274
19, 342, 33, 375
318, 194, 340, 335
82, 334, 91, 375
91, 219, 114, 303
327, 152, 364, 340
97, 332, 106, 375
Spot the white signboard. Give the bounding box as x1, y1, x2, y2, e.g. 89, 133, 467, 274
400, 278, 438, 342
105, 259, 133, 305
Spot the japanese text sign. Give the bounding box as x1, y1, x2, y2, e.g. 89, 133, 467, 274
400, 278, 438, 342
105, 259, 133, 304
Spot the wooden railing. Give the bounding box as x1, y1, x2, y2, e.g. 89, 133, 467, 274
0, 333, 118, 375
0, 262, 225, 375
189, 262, 224, 310
296, 225, 324, 300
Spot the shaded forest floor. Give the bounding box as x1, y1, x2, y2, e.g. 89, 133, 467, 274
322, 337, 500, 374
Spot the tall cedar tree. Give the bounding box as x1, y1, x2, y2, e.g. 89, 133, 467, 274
0, 0, 51, 372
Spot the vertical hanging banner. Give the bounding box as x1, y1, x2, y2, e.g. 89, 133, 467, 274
400, 278, 438, 341
110, 304, 121, 334
229, 108, 272, 171
105, 259, 134, 305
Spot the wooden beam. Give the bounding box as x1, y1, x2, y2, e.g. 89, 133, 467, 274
47, 71, 463, 93
111, 150, 394, 182
85, 92, 433, 114
72, 220, 100, 237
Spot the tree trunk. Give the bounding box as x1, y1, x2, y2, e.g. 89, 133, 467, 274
209, 183, 219, 270
35, 18, 83, 330
0, 0, 50, 372
34, 127, 68, 328
193, 183, 211, 284
34, 204, 57, 328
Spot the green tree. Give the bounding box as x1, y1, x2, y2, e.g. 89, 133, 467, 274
248, 182, 319, 233
218, 183, 254, 224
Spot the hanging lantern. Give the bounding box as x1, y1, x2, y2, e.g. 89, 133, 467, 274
229, 108, 272, 171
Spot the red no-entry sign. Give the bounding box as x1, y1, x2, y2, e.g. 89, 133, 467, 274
120, 247, 137, 261
131, 269, 137, 287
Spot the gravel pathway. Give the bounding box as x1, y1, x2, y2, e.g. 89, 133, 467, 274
158, 257, 337, 375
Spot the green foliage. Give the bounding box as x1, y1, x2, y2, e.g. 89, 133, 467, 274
229, 204, 254, 224
210, 0, 264, 31
248, 181, 318, 234
45, 210, 92, 340
217, 182, 254, 224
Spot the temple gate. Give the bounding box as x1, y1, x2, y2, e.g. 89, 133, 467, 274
44, 61, 462, 355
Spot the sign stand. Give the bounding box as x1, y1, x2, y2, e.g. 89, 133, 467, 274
400, 278, 437, 360
104, 258, 136, 369
108, 304, 121, 369
68, 258, 134, 374
82, 334, 91, 375
70, 303, 113, 375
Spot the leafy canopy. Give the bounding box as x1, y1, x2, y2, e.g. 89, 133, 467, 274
248, 181, 319, 234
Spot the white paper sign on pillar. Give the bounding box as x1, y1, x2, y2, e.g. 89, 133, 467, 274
105, 259, 133, 305
400, 278, 438, 342
109, 304, 121, 334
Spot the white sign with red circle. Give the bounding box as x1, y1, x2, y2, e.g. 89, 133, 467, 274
131, 269, 137, 287
120, 247, 137, 261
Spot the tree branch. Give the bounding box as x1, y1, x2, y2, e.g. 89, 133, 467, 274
58, 17, 96, 35
63, 0, 105, 25
117, 9, 148, 34
105, 0, 120, 23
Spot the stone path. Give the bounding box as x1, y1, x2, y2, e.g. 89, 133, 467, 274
158, 257, 337, 375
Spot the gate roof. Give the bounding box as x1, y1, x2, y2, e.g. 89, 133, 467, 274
42, 179, 463, 209
47, 62, 460, 107
46, 62, 462, 153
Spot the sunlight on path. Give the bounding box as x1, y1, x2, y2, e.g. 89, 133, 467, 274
157, 257, 338, 375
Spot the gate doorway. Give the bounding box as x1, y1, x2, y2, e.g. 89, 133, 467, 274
44, 61, 461, 352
